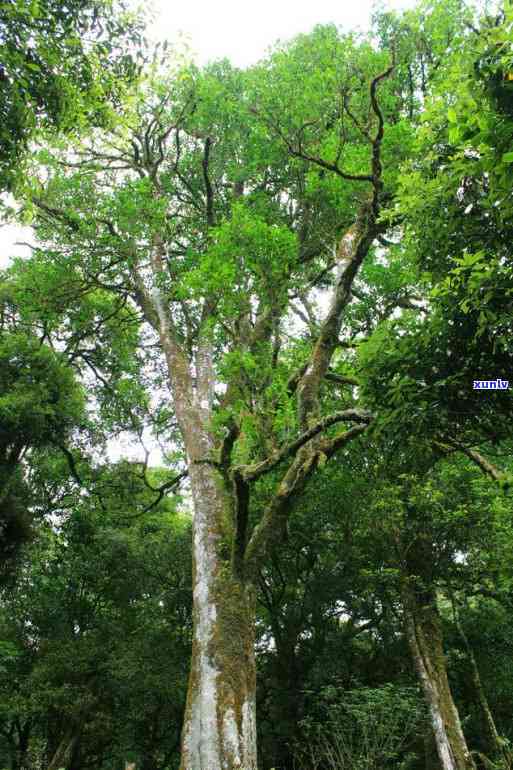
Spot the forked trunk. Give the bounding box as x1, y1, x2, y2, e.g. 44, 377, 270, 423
179, 461, 257, 770
402, 585, 475, 770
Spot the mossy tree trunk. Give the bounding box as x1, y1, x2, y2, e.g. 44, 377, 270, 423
402, 583, 475, 770
453, 601, 506, 766
179, 462, 257, 769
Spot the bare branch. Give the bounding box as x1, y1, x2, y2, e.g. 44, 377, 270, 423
435, 439, 507, 483
296, 202, 379, 430
369, 52, 396, 213
239, 409, 372, 483
140, 470, 189, 513
452, 442, 506, 482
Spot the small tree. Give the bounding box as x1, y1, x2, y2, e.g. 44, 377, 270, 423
296, 685, 426, 770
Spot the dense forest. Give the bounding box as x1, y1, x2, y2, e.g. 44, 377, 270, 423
1, 0, 513, 769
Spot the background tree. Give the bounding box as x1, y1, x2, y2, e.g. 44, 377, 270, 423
0, 460, 192, 770
0, 0, 145, 191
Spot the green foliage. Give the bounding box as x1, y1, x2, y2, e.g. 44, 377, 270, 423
185, 202, 298, 314
0, 0, 146, 191
0, 464, 192, 770
0, 329, 85, 583
296, 684, 426, 770
0, 331, 84, 448
355, 8, 513, 448
2, 3, 513, 768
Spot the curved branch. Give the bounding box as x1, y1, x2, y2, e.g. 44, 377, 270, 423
369, 52, 396, 213
54, 442, 83, 486
434, 439, 507, 483
239, 409, 372, 483
450, 441, 506, 482
141, 470, 189, 513
244, 420, 370, 576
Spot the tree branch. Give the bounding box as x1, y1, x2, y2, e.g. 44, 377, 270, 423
244, 420, 370, 576
296, 202, 380, 430
325, 371, 359, 387
239, 409, 372, 483
451, 442, 507, 482
202, 136, 215, 227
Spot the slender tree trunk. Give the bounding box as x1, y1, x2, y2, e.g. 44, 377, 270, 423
179, 462, 257, 770
12, 720, 31, 770
402, 584, 475, 770
12, 754, 31, 770
453, 605, 506, 765
46, 727, 78, 770
12, 750, 31, 770
267, 641, 303, 770
68, 736, 82, 770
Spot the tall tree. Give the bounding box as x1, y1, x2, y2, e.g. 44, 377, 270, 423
6, 3, 489, 767
12, 35, 401, 766
356, 7, 513, 763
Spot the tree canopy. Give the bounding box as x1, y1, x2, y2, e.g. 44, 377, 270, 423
1, 1, 513, 769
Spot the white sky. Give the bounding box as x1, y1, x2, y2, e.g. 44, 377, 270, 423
146, 0, 417, 68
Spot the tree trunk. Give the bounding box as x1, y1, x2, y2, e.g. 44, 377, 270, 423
179, 461, 257, 770
453, 606, 506, 765
12, 755, 31, 770
267, 643, 302, 770
68, 736, 82, 770
140, 281, 259, 768
402, 584, 475, 770
46, 727, 78, 770
12, 719, 31, 770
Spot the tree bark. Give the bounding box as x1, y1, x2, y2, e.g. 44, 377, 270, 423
268, 643, 302, 770
134, 246, 260, 768
179, 463, 257, 770
402, 583, 475, 770
11, 719, 31, 770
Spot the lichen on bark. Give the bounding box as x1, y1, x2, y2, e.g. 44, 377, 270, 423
402, 581, 476, 770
